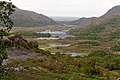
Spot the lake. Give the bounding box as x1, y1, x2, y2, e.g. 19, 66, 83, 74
39, 43, 80, 57
36, 31, 80, 57
49, 43, 70, 47
36, 30, 74, 40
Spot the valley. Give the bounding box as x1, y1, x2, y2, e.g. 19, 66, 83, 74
1, 1, 120, 80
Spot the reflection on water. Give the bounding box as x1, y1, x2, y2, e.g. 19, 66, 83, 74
62, 53, 80, 57
49, 43, 70, 47
39, 43, 80, 57
37, 37, 59, 40
36, 31, 79, 57
36, 30, 74, 40
51, 52, 80, 57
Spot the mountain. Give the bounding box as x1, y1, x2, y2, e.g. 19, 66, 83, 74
69, 17, 96, 26
103, 5, 120, 17
69, 5, 120, 25
11, 8, 56, 27
50, 17, 80, 21
69, 5, 120, 38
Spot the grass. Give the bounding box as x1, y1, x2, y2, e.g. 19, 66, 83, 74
2, 25, 120, 80
11, 26, 72, 33
5, 52, 120, 80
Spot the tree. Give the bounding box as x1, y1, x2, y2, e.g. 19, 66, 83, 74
0, 0, 16, 39
0, 0, 15, 65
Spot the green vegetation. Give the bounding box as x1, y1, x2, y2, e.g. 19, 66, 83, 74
11, 8, 56, 27
3, 50, 119, 80
17, 31, 39, 38
39, 33, 51, 37
28, 41, 45, 53
84, 25, 105, 36
0, 1, 15, 38
111, 31, 120, 38
0, 1, 15, 63
0, 42, 7, 66
77, 40, 100, 46
68, 29, 81, 36
1, 1, 120, 80
111, 45, 120, 52
0, 1, 16, 79
68, 14, 120, 40
17, 31, 51, 38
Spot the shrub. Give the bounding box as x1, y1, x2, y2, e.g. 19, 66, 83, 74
28, 41, 39, 49
88, 50, 108, 57
78, 41, 100, 46
0, 42, 7, 66
80, 66, 100, 75
38, 33, 51, 37
105, 62, 120, 71
111, 45, 120, 51
111, 31, 120, 38
18, 31, 39, 38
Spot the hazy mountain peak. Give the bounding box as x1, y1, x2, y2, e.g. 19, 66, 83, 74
68, 5, 120, 25
103, 5, 120, 17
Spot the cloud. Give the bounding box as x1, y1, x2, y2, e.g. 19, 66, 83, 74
2, 0, 120, 17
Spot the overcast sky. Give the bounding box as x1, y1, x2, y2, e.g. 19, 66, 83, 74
2, 0, 120, 17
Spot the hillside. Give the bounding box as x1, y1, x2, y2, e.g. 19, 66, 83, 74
69, 6, 120, 39
11, 8, 56, 27
69, 17, 96, 26
1, 3, 120, 80
103, 5, 120, 17
69, 5, 120, 26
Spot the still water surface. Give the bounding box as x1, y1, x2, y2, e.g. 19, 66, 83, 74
37, 30, 74, 40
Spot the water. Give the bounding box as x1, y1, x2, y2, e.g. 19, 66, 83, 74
39, 43, 70, 50
36, 30, 79, 57
62, 53, 80, 57
36, 30, 74, 40
37, 37, 59, 40
40, 43, 80, 57
39, 43, 80, 57
49, 43, 70, 47
51, 52, 80, 57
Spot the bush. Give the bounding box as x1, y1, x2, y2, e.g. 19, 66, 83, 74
82, 67, 99, 75
111, 31, 120, 38
8, 34, 22, 41
78, 41, 100, 46
111, 45, 120, 51
18, 31, 39, 38
0, 30, 8, 39
0, 41, 7, 66
88, 50, 108, 57
105, 62, 120, 71
28, 41, 39, 49
38, 33, 51, 37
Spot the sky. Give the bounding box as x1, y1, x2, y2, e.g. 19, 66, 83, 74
2, 0, 120, 17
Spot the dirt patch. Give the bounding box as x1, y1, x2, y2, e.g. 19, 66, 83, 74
6, 47, 36, 60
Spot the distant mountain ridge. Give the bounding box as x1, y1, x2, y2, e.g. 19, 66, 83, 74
103, 5, 120, 17
69, 5, 120, 39
50, 17, 80, 21
69, 5, 120, 25
11, 8, 56, 27
10, 5, 120, 26
69, 17, 96, 26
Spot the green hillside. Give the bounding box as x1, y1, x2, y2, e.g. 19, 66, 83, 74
10, 8, 56, 27
69, 14, 120, 39
1, 2, 120, 80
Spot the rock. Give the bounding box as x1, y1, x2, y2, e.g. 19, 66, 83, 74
0, 39, 12, 48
